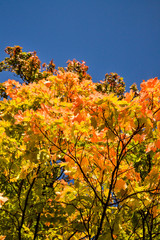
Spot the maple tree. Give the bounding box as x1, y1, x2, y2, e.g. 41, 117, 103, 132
0, 46, 159, 239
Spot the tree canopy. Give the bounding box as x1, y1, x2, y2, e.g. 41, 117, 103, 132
0, 46, 159, 240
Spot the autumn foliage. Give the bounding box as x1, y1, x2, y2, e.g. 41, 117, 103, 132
0, 46, 159, 239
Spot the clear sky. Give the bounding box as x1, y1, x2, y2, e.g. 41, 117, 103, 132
0, 0, 160, 91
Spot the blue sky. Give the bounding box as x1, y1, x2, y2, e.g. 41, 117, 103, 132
0, 0, 160, 91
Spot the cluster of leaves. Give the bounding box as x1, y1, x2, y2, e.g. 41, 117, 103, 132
58, 59, 92, 83
65, 59, 92, 82
0, 46, 159, 239
0, 46, 55, 85
96, 72, 126, 99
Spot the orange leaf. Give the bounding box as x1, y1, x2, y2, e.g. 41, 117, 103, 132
115, 179, 127, 190
155, 139, 160, 149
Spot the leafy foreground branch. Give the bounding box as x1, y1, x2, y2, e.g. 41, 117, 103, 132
0, 46, 159, 239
